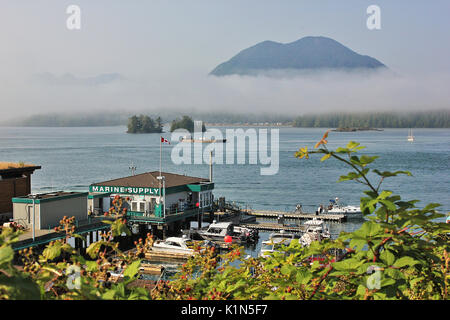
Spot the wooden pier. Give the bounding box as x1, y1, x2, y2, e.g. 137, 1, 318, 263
245, 210, 346, 223
144, 250, 194, 262
139, 263, 167, 275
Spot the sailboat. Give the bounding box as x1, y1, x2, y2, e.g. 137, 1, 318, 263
407, 128, 415, 142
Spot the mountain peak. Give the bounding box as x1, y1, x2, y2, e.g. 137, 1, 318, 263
210, 36, 386, 76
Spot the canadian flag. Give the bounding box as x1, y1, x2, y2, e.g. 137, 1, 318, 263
161, 137, 170, 144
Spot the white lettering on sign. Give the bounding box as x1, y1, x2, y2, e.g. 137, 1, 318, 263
90, 185, 159, 195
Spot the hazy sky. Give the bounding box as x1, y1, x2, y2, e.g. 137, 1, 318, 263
1, 0, 449, 119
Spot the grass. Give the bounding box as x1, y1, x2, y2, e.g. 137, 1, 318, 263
0, 162, 35, 170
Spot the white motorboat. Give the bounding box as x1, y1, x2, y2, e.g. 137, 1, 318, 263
325, 198, 362, 217
196, 221, 258, 244
152, 236, 195, 254
300, 218, 331, 247
259, 231, 302, 258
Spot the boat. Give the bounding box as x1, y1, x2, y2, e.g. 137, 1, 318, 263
195, 221, 258, 244
179, 136, 226, 143
151, 236, 195, 254
300, 218, 331, 247
407, 128, 415, 142
325, 197, 362, 218
259, 231, 302, 258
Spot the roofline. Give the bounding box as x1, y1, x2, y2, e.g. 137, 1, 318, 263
91, 171, 209, 186
0, 165, 42, 175
12, 192, 88, 204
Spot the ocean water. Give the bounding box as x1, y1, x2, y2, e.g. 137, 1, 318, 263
1, 126, 449, 246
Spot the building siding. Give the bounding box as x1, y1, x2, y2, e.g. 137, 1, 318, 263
39, 196, 87, 229
0, 176, 30, 219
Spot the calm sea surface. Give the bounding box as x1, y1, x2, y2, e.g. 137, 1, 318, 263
0, 126, 449, 257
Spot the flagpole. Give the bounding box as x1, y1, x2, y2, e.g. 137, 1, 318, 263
159, 136, 162, 217
159, 136, 162, 177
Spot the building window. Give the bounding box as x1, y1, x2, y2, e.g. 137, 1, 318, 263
139, 202, 145, 212
131, 201, 138, 212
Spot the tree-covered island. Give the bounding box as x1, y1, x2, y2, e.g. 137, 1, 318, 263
170, 115, 206, 133
127, 115, 163, 133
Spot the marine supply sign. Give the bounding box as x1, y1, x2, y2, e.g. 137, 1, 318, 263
89, 185, 160, 195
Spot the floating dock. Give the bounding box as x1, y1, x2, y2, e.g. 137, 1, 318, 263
144, 250, 194, 262
240, 223, 307, 233
139, 263, 166, 275
245, 210, 346, 223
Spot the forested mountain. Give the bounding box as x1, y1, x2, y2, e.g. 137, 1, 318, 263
210, 36, 386, 76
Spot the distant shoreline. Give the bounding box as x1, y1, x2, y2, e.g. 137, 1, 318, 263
2, 110, 448, 128
205, 123, 292, 127
332, 127, 384, 132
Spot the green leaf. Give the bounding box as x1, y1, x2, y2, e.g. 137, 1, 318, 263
110, 220, 131, 237
332, 258, 364, 272
0, 245, 14, 266
335, 147, 349, 153
102, 289, 116, 300
360, 221, 383, 237
393, 256, 419, 268
86, 241, 103, 259
373, 169, 412, 178
380, 250, 395, 266
42, 241, 63, 260
0, 274, 41, 299
379, 200, 397, 211
123, 260, 141, 279
320, 153, 331, 162
280, 264, 296, 276
295, 269, 312, 285
359, 155, 379, 165
347, 141, 360, 149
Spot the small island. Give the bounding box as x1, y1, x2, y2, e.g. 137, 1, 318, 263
170, 116, 206, 133
127, 115, 163, 134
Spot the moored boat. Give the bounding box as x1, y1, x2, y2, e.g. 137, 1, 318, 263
325, 197, 362, 218
151, 236, 195, 254
179, 136, 226, 143
259, 231, 302, 258
195, 221, 258, 244
300, 218, 331, 246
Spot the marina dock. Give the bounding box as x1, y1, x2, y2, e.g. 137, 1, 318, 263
240, 223, 307, 233
245, 210, 346, 223
144, 250, 194, 262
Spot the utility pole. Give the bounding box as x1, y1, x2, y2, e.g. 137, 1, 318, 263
129, 161, 137, 176
157, 176, 166, 218
30, 194, 37, 241
209, 150, 213, 182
